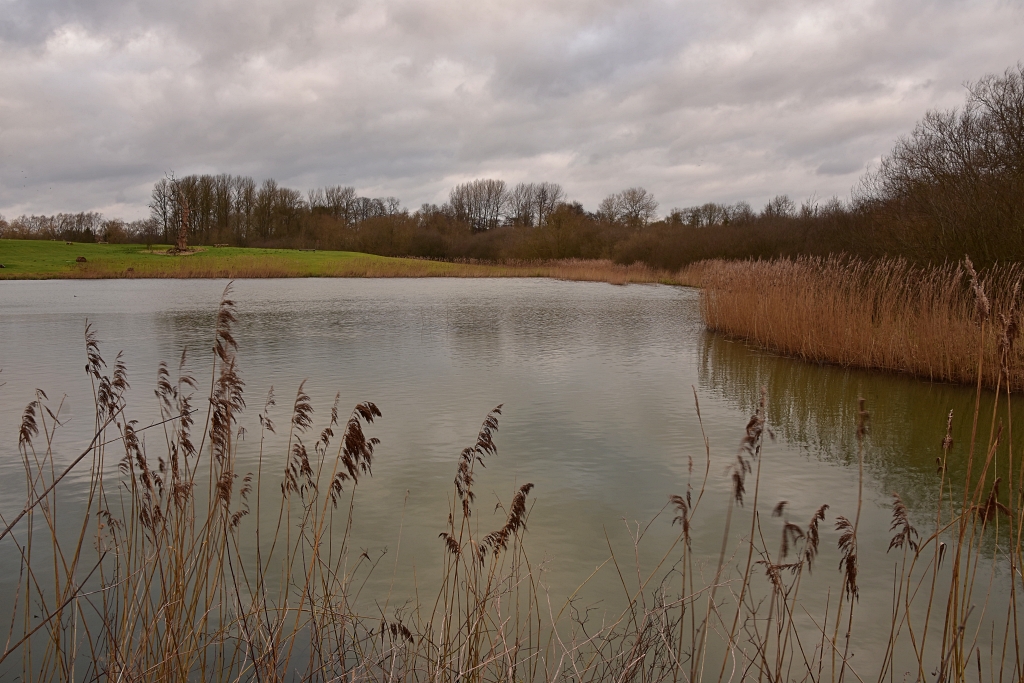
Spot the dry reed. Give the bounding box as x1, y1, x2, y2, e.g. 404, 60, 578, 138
698, 255, 1024, 388
17, 253, 691, 286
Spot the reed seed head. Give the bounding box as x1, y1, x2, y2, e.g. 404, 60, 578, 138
835, 515, 859, 600
887, 493, 919, 552
964, 256, 990, 323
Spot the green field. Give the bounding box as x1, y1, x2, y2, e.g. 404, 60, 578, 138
0, 240, 479, 279
0, 239, 688, 284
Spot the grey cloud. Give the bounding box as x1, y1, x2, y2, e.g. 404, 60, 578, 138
816, 159, 865, 177
1, 0, 1023, 219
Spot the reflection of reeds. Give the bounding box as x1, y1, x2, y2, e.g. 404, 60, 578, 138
3, 282, 1023, 681
698, 256, 1024, 388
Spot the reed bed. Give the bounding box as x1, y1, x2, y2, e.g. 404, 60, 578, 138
105, 257, 683, 285
698, 255, 1024, 388
3, 282, 1022, 681
110, 255, 682, 284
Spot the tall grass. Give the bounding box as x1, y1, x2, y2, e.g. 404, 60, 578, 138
2, 280, 1022, 681
698, 255, 1024, 388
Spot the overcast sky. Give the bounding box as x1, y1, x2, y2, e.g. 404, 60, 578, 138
1, 0, 1022, 220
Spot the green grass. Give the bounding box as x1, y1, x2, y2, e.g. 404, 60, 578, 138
0, 238, 691, 284
0, 240, 465, 279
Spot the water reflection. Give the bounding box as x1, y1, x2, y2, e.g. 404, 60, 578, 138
698, 330, 1021, 513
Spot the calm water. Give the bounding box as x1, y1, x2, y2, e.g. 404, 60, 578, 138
0, 277, 1019, 672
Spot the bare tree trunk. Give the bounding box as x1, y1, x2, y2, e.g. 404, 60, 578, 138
177, 192, 189, 252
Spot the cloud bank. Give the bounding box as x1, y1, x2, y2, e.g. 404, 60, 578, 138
1, 0, 1022, 219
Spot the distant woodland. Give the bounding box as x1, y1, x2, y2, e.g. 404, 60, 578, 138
3, 65, 1022, 269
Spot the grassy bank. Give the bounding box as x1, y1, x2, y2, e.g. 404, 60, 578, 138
3, 285, 1022, 681
698, 256, 1024, 389
0, 239, 691, 285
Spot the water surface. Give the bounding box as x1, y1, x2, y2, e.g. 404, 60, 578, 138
0, 277, 1019, 673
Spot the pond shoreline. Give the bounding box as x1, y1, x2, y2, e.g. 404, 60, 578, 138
0, 239, 697, 286
6, 240, 1018, 390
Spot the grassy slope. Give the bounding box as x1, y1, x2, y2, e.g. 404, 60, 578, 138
0, 239, 695, 284
0, 240, 463, 279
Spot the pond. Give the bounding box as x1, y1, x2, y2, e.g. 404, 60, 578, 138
0, 277, 1019, 678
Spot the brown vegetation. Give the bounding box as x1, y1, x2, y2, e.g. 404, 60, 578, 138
699, 256, 1023, 388
62, 251, 691, 285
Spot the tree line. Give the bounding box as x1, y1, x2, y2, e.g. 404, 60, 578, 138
0, 212, 159, 245
3, 65, 1022, 268
144, 175, 647, 246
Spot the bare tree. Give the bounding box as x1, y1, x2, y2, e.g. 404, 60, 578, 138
254, 179, 278, 239
670, 202, 737, 228
175, 180, 190, 251
507, 182, 537, 227
598, 194, 620, 222
762, 194, 796, 219
857, 64, 1024, 261
505, 182, 564, 227
149, 177, 174, 243
617, 187, 659, 230
323, 186, 358, 227
307, 188, 326, 210
233, 176, 257, 244
449, 179, 508, 231
147, 173, 193, 249
731, 201, 755, 222
353, 197, 378, 223
382, 197, 404, 216
129, 218, 161, 248
534, 182, 565, 226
